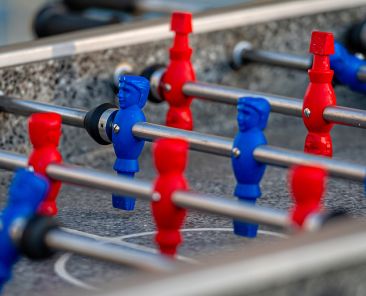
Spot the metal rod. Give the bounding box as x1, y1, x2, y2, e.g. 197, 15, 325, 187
132, 122, 234, 157
0, 148, 362, 231
45, 228, 174, 272
0, 150, 153, 200
254, 145, 366, 182
172, 191, 291, 229
0, 150, 27, 170
233, 41, 312, 70
183, 81, 303, 116
233, 42, 366, 82
323, 106, 366, 128
0, 96, 86, 127
182, 81, 366, 129
0, 136, 365, 185
244, 50, 311, 70
107, 219, 366, 296
0, 96, 233, 155
2, 89, 366, 133
0, 146, 295, 230
46, 163, 153, 200
0, 149, 297, 230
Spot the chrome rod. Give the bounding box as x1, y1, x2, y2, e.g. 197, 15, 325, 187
132, 122, 234, 157
2, 91, 366, 133
0, 150, 153, 200
45, 228, 174, 272
0, 149, 362, 231
232, 41, 366, 82
0, 96, 86, 127
0, 142, 364, 186
0, 96, 232, 156
108, 219, 366, 296
183, 81, 366, 129
244, 50, 311, 70
323, 106, 366, 128
172, 191, 291, 229
232, 41, 312, 70
0, 150, 27, 170
183, 81, 303, 116
254, 145, 366, 182
0, 149, 295, 231
46, 163, 153, 200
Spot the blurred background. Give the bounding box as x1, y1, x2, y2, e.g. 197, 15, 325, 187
0, 0, 255, 46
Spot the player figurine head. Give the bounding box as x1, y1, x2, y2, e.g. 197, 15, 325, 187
28, 113, 62, 149
154, 138, 188, 175
8, 169, 49, 213
118, 75, 149, 109
237, 97, 270, 132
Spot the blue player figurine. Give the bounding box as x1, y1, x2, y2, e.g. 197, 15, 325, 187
231, 97, 270, 238
111, 75, 150, 211
330, 41, 366, 94
0, 169, 49, 292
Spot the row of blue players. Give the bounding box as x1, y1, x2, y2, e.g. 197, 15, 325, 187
110, 75, 269, 237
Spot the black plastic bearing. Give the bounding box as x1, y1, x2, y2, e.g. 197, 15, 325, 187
84, 103, 117, 145
345, 21, 366, 54
140, 64, 166, 104
20, 215, 59, 260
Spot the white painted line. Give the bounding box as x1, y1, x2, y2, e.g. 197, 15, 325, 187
54, 253, 98, 291
115, 240, 198, 264
54, 227, 287, 290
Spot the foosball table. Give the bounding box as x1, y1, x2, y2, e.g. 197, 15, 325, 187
1, 1, 366, 295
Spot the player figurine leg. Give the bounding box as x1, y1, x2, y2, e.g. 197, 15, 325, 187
0, 169, 49, 291
28, 113, 63, 216
152, 138, 189, 256
231, 97, 270, 238
289, 165, 326, 226
112, 75, 149, 211
303, 31, 336, 157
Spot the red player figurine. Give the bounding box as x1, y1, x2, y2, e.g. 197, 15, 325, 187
28, 112, 63, 216
151, 138, 189, 256
303, 31, 336, 157
289, 165, 327, 226
161, 12, 196, 131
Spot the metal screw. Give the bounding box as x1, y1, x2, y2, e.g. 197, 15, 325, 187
113, 124, 120, 134
163, 83, 172, 92
304, 108, 311, 118
232, 147, 241, 158
152, 192, 161, 202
